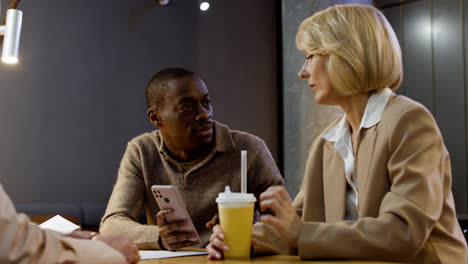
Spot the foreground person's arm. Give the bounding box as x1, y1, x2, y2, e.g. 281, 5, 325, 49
0, 184, 139, 264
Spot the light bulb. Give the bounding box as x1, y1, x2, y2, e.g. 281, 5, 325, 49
1, 56, 18, 64
200, 2, 210, 11
158, 0, 169, 6
1, 9, 22, 64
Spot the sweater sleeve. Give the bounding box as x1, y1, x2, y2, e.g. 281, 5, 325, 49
296, 104, 450, 261
0, 184, 126, 264
100, 141, 160, 249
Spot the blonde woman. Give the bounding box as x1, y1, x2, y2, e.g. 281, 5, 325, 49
207, 4, 468, 263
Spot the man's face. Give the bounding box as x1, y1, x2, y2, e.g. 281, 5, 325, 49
155, 75, 214, 151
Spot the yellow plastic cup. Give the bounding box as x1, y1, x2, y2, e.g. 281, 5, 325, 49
216, 186, 256, 259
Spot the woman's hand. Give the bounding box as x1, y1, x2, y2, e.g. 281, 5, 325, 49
94, 234, 140, 264
156, 209, 200, 250
206, 224, 228, 260
205, 214, 218, 230
205, 224, 257, 260
259, 186, 302, 248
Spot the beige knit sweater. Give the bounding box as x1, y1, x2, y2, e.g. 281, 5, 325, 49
100, 121, 284, 249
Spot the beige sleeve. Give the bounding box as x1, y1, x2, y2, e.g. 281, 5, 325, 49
100, 141, 160, 249
251, 222, 295, 256
61, 237, 127, 264
0, 184, 126, 264
292, 184, 304, 217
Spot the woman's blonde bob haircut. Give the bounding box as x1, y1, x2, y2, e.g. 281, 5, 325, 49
296, 4, 402, 95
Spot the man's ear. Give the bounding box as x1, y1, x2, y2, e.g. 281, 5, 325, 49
147, 107, 162, 127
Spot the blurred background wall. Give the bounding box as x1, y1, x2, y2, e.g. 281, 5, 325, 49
0, 0, 279, 227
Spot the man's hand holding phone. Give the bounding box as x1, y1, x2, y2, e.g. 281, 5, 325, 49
156, 209, 200, 250
152, 185, 200, 250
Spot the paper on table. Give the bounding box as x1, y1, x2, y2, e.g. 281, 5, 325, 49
39, 215, 80, 234
139, 250, 207, 260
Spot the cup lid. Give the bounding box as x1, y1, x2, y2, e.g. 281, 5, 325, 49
216, 186, 257, 203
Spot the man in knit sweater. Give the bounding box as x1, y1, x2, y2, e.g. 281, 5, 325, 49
100, 68, 284, 250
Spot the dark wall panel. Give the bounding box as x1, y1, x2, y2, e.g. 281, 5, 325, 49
197, 1, 279, 157
383, 5, 406, 95
384, 0, 468, 216
464, 0, 468, 218
432, 0, 466, 214
402, 0, 433, 112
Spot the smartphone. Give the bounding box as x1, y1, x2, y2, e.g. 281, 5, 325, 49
151, 185, 199, 240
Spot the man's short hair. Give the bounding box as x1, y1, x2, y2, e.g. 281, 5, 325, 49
146, 67, 196, 109
296, 4, 402, 95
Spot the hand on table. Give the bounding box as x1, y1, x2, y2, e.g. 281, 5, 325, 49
94, 234, 140, 264
259, 186, 302, 248
157, 209, 200, 250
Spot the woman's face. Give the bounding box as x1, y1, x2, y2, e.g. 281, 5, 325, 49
298, 54, 344, 105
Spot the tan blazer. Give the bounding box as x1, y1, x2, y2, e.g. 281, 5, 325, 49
253, 95, 467, 264
0, 183, 126, 264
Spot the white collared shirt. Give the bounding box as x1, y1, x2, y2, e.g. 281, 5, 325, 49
322, 88, 393, 220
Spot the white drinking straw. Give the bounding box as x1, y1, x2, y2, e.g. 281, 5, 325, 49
241, 150, 247, 193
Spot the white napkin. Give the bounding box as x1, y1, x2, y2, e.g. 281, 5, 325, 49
39, 215, 80, 234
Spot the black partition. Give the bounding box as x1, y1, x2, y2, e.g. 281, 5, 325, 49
382, 0, 468, 217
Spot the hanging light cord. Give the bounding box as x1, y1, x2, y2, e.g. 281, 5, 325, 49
1, 0, 21, 25
0, 0, 21, 44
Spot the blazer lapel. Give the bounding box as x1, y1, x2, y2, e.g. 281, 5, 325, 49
323, 142, 346, 222
356, 126, 378, 214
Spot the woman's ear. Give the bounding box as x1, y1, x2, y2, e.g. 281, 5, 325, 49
147, 107, 162, 127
